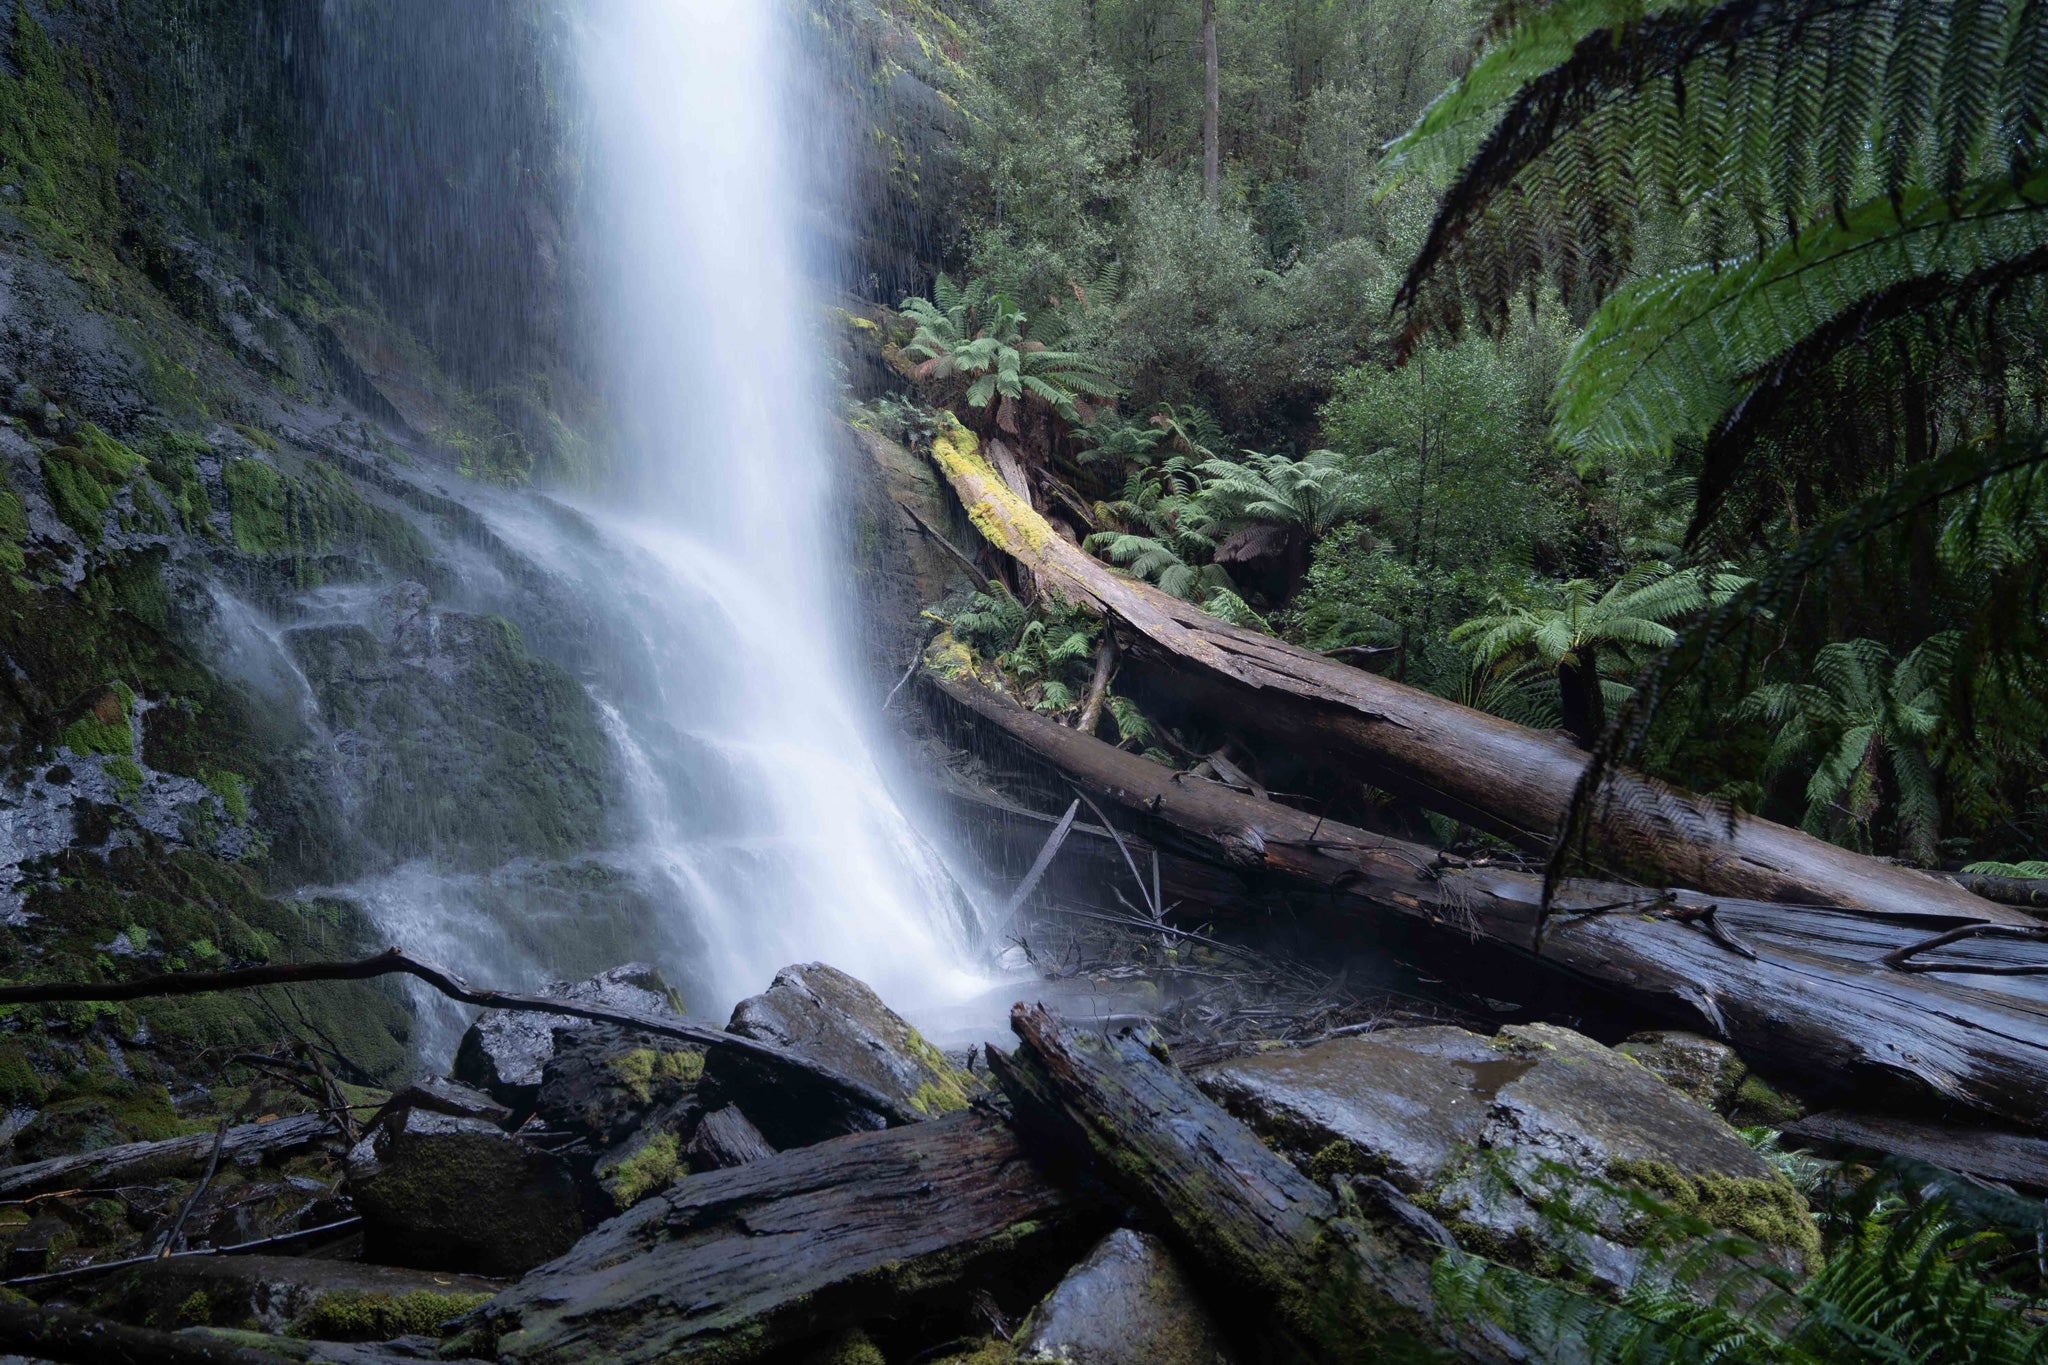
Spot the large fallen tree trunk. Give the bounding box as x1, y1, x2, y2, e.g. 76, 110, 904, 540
933, 673, 2048, 1131
0, 1113, 333, 1201
476, 1110, 1093, 1364
991, 1002, 1522, 1363
925, 419, 2025, 927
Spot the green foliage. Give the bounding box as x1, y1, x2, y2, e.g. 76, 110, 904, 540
899, 275, 1118, 430
1198, 448, 1367, 539
1735, 638, 1948, 862
1435, 1197, 2048, 1363
946, 581, 1100, 713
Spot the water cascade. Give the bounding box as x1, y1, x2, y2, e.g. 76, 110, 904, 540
554, 1, 988, 1018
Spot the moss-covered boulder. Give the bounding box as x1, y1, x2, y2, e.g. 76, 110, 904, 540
714, 962, 982, 1148
1011, 1228, 1237, 1365
1198, 1022, 1815, 1291
345, 1106, 581, 1276
451, 963, 679, 1115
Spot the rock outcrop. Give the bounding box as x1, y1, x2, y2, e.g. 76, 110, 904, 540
1013, 1228, 1237, 1365
714, 962, 980, 1146
1198, 1022, 1816, 1287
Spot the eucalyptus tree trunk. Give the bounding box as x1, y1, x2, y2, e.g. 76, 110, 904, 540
1202, 0, 1220, 205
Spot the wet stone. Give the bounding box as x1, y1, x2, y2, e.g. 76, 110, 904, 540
452, 964, 678, 1116
1617, 1030, 1748, 1109
714, 962, 979, 1147
345, 1108, 582, 1276
1198, 1022, 1814, 1289
1014, 1228, 1237, 1365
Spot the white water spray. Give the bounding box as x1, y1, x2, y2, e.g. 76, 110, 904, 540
572, 1, 987, 1016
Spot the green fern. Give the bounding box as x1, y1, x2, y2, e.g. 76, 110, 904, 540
1553, 172, 2048, 465
1734, 637, 1949, 862
900, 275, 1119, 431
1197, 449, 1369, 539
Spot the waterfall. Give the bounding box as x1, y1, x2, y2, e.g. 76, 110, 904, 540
562, 1, 989, 1017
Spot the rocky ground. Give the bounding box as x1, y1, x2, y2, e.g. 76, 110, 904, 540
0, 942, 1843, 1364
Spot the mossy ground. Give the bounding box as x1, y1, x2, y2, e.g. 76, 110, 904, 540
291, 1289, 494, 1341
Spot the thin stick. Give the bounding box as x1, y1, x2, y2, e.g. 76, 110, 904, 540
1882, 923, 2048, 975
881, 651, 923, 712
1068, 785, 1157, 918
157, 1119, 230, 1256
5, 1219, 364, 1290
998, 800, 1081, 930
898, 503, 985, 579
0, 949, 919, 1125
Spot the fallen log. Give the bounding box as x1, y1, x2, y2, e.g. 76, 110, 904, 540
0, 1112, 333, 1201
477, 1110, 1093, 1364
933, 673, 2048, 1130
1784, 1113, 2048, 1193
924, 417, 2025, 926
991, 1002, 1522, 1363
0, 948, 923, 1128
0, 1298, 277, 1365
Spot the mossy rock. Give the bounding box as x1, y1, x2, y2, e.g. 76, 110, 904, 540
291, 1288, 494, 1341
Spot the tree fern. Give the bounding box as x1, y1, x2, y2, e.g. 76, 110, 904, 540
1553, 172, 2048, 470
1197, 449, 1370, 538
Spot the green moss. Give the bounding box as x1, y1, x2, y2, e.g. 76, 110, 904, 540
221, 456, 289, 554
902, 1028, 978, 1116
0, 4, 122, 247
230, 423, 280, 453
103, 753, 144, 801
0, 482, 25, 584
61, 684, 133, 755
804, 1328, 888, 1365
1308, 1139, 1368, 1182
41, 435, 140, 544
142, 432, 211, 530
607, 1047, 704, 1105
605, 1131, 682, 1210
0, 1043, 48, 1106
174, 1290, 213, 1327
198, 767, 250, 822
1607, 1158, 1820, 1257
1727, 1074, 1806, 1126
927, 1342, 1014, 1365
290, 1289, 493, 1341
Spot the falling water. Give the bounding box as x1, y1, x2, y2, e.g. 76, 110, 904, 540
563, 1, 989, 1017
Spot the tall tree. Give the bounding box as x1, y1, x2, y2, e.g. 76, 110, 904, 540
1201, 0, 1219, 204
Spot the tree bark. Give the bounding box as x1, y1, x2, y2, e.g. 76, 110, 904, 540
479, 1111, 1092, 1364
0, 1300, 279, 1365
0, 1113, 334, 1200
0, 949, 925, 1128
1202, 0, 1221, 205
930, 673, 2048, 1130
991, 1002, 1522, 1362
1073, 633, 1116, 736
922, 419, 2028, 927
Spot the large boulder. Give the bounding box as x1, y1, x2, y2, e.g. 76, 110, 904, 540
1014, 1228, 1237, 1365
452, 963, 679, 1115
345, 1107, 582, 1276
1198, 1023, 1816, 1288
531, 1024, 704, 1153
712, 962, 979, 1147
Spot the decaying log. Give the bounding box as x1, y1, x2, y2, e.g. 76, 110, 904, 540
0, 1298, 277, 1364
0, 1112, 334, 1201
0, 948, 922, 1127
992, 1002, 1521, 1363
1784, 1113, 2048, 1192
933, 673, 2048, 1130
924, 418, 2024, 926
1945, 871, 2048, 910
479, 1111, 1092, 1364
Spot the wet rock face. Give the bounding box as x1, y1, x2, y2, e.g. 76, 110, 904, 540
1199, 1022, 1816, 1288
1014, 1229, 1237, 1365
453, 963, 677, 1115
1617, 1031, 1748, 1109
717, 962, 979, 1147
346, 1108, 582, 1276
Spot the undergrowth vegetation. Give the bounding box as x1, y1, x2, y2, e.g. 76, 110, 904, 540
871, 0, 2048, 871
